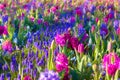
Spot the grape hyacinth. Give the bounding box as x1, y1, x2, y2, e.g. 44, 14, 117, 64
39, 70, 60, 80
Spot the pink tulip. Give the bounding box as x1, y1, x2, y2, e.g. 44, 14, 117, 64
50, 6, 58, 13
91, 25, 95, 33
95, 17, 99, 23
78, 43, 84, 54
116, 27, 120, 35
0, 4, 4, 10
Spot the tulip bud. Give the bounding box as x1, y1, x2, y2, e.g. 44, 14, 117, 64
95, 17, 99, 23
91, 25, 95, 33
107, 40, 112, 52
116, 27, 120, 35
78, 43, 84, 54
92, 64, 97, 72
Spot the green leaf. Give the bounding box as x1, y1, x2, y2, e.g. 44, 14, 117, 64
114, 70, 119, 80
47, 49, 54, 70
69, 68, 80, 80
8, 24, 15, 40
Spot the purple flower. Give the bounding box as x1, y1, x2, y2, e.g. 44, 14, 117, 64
2, 63, 8, 71
17, 74, 21, 80
113, 20, 119, 30
6, 73, 11, 80
0, 73, 5, 80
89, 5, 96, 14
108, 10, 114, 19
100, 23, 108, 38
2, 15, 8, 23
39, 70, 60, 80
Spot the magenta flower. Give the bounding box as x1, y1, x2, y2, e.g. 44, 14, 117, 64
70, 36, 79, 50
50, 6, 58, 13
37, 19, 42, 24
78, 43, 84, 54
118, 59, 120, 70
103, 17, 108, 23
3, 25, 8, 35
0, 4, 4, 10
95, 17, 99, 23
55, 53, 68, 74
0, 27, 4, 35
102, 52, 120, 76
107, 64, 118, 76
76, 8, 83, 16
116, 27, 120, 35
55, 31, 71, 47
24, 75, 32, 80
2, 40, 12, 53
55, 34, 66, 47
91, 25, 95, 33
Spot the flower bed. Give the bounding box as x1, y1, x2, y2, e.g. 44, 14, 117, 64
0, 0, 120, 80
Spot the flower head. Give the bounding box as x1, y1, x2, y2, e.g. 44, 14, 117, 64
39, 70, 60, 80
24, 75, 32, 80
2, 40, 12, 53
100, 23, 108, 38
70, 36, 79, 50
55, 34, 66, 47
0, 27, 4, 35
113, 20, 119, 30
102, 52, 120, 76
55, 53, 68, 74
116, 27, 120, 35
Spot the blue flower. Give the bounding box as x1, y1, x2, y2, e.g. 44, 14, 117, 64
113, 20, 119, 30
2, 15, 8, 24
90, 5, 96, 14
100, 23, 108, 38
39, 70, 60, 80
78, 27, 86, 37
